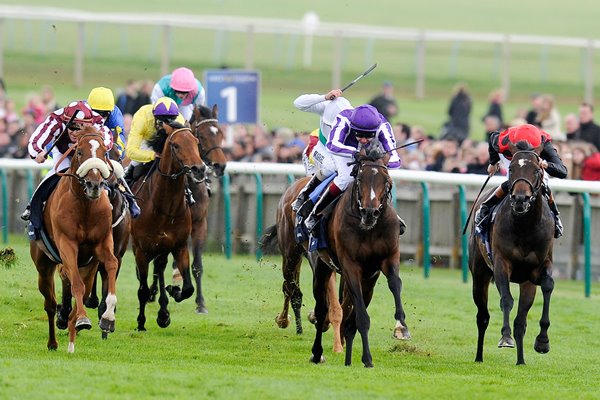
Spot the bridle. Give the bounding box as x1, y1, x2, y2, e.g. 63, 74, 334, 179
193, 118, 224, 162
353, 162, 392, 217
156, 127, 201, 180
56, 132, 111, 189
508, 149, 544, 211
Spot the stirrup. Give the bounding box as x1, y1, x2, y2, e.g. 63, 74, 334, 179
291, 194, 307, 212
554, 217, 563, 239
304, 213, 319, 232
20, 207, 31, 221
185, 187, 196, 205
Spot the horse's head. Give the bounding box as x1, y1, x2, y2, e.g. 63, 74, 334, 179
150, 121, 205, 182
508, 140, 544, 215
191, 104, 227, 179
353, 148, 393, 230
71, 126, 111, 200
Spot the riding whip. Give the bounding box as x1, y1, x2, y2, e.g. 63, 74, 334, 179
462, 168, 496, 235
45, 112, 78, 157
341, 63, 378, 92
388, 138, 424, 153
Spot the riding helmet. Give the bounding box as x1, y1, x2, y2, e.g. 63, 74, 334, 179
87, 87, 115, 112
170, 67, 196, 92
349, 104, 381, 138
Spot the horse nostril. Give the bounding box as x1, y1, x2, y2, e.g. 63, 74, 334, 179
373, 209, 380, 219
213, 164, 225, 177
360, 208, 366, 217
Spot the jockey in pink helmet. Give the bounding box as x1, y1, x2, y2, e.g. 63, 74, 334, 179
151, 67, 206, 121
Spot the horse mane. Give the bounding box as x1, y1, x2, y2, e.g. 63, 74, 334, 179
514, 140, 533, 152
147, 121, 186, 153
358, 148, 386, 163
72, 125, 101, 140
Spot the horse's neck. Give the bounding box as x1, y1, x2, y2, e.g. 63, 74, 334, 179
151, 159, 188, 215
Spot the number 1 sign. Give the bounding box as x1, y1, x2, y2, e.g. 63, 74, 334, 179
204, 69, 260, 124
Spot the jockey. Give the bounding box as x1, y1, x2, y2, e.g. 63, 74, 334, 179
87, 86, 140, 218
87, 86, 126, 161
474, 123, 568, 238
124, 96, 186, 179
21, 101, 113, 220
151, 67, 206, 121
303, 104, 402, 232
291, 89, 353, 214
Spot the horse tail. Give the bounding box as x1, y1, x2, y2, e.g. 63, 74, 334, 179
259, 225, 279, 254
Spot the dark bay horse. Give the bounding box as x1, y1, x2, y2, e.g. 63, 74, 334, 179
157, 104, 227, 314
58, 151, 131, 339
469, 141, 555, 365
310, 150, 411, 367
30, 126, 119, 352
261, 176, 344, 354
130, 122, 205, 330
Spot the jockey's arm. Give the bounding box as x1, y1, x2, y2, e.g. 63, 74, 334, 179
293, 93, 328, 115
541, 141, 568, 178
377, 122, 401, 168
126, 111, 157, 163
487, 131, 501, 165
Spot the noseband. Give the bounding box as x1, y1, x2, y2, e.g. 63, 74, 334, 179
157, 128, 200, 180
193, 118, 223, 162
354, 163, 392, 215
57, 132, 111, 188
508, 150, 544, 210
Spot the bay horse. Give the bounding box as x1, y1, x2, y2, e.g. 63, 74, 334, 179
469, 140, 555, 365
57, 151, 131, 339
130, 121, 205, 330
30, 126, 119, 353
261, 176, 344, 354
152, 104, 227, 314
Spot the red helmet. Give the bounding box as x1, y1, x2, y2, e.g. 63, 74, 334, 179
62, 101, 94, 125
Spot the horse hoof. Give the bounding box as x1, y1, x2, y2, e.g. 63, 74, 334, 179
136, 325, 146, 332
307, 311, 317, 325
85, 296, 100, 309
101, 331, 108, 340
56, 317, 68, 330
498, 336, 515, 348
309, 355, 326, 364
364, 363, 374, 368
75, 317, 92, 331
534, 338, 550, 354
275, 313, 291, 329
393, 327, 412, 340
157, 313, 171, 328
195, 306, 208, 315
99, 317, 115, 333
47, 342, 58, 351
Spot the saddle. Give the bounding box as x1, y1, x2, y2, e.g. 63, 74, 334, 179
293, 174, 337, 245
475, 197, 509, 269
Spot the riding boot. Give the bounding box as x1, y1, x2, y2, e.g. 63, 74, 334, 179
292, 175, 323, 216
547, 192, 563, 239
304, 187, 339, 232
20, 203, 31, 221
205, 177, 212, 198
397, 214, 407, 236
185, 186, 196, 206
474, 185, 506, 227
117, 177, 141, 218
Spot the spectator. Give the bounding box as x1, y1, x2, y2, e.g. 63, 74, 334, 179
570, 141, 600, 181
465, 142, 491, 174
525, 93, 542, 125
564, 113, 580, 141
41, 85, 59, 115
23, 93, 46, 125
575, 102, 600, 151
368, 81, 398, 122
483, 89, 504, 127
483, 114, 502, 140
116, 79, 141, 116
536, 94, 563, 141
151, 67, 206, 121
441, 83, 472, 144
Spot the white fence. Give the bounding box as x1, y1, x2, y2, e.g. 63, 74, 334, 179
0, 5, 596, 100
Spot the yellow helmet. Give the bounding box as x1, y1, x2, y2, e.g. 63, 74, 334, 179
87, 87, 115, 111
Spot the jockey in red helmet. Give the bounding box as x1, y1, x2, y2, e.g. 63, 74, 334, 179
474, 124, 568, 238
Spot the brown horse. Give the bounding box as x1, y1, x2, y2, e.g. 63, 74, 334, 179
58, 151, 131, 339
261, 176, 344, 354
469, 141, 555, 365
130, 122, 205, 330
30, 126, 119, 353
156, 104, 227, 314
310, 149, 411, 367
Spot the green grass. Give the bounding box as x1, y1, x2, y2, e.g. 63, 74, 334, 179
2, 1, 600, 138
1, 234, 600, 399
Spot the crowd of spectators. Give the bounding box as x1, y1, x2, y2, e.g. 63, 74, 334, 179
1, 76, 600, 183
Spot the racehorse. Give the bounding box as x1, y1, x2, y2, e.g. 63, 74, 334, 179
469, 140, 555, 365
261, 176, 344, 354
30, 126, 119, 353
130, 121, 205, 330
152, 104, 227, 314
57, 152, 131, 338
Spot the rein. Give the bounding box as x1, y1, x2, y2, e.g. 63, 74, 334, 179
508, 150, 544, 210
353, 162, 392, 216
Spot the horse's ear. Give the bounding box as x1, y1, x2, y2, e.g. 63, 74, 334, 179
533, 141, 544, 155
507, 141, 518, 155
212, 104, 219, 120
193, 105, 201, 121
382, 152, 391, 165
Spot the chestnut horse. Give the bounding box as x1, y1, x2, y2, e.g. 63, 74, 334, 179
261, 176, 344, 354
153, 104, 227, 314
469, 141, 555, 365
30, 126, 119, 353
130, 122, 205, 330
58, 150, 131, 339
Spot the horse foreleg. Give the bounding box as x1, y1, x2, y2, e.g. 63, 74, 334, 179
534, 268, 554, 355
154, 255, 171, 328
309, 262, 330, 364
471, 265, 493, 362
326, 273, 343, 353
514, 281, 536, 365
382, 260, 411, 341
135, 251, 151, 331
84, 270, 100, 309
57, 241, 91, 336
191, 238, 207, 314
97, 239, 119, 335
343, 264, 373, 368
493, 260, 515, 349
167, 246, 194, 302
